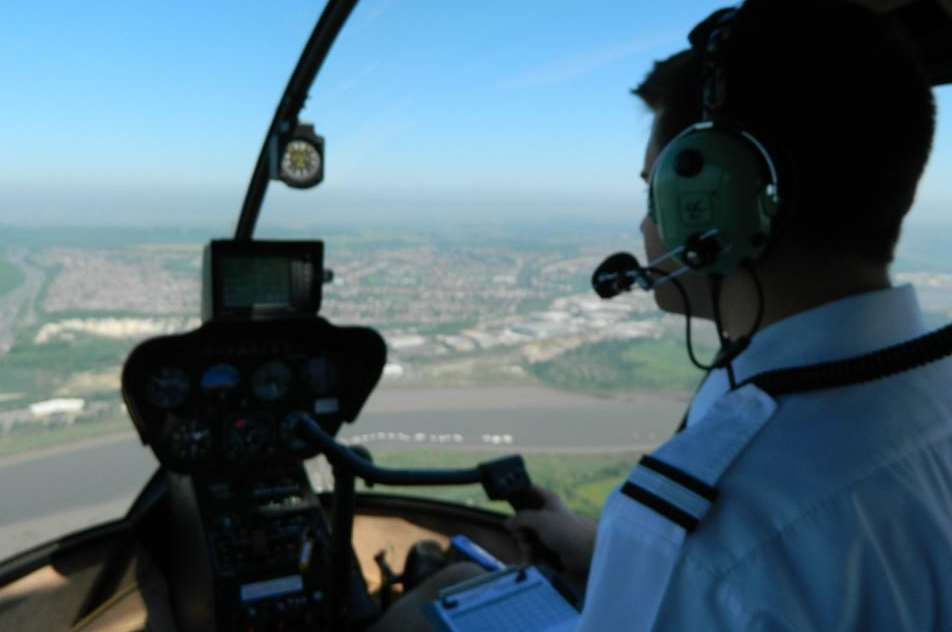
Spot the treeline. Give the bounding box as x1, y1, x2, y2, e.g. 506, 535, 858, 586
526, 338, 706, 397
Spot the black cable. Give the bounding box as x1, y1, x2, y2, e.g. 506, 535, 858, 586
641, 265, 762, 388
745, 262, 765, 335
709, 276, 738, 389
645, 267, 715, 373
637, 260, 952, 401
708, 262, 766, 388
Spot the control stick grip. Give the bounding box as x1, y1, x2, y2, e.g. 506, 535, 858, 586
477, 456, 565, 571
292, 417, 567, 571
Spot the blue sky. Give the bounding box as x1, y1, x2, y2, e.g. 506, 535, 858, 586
1, 1, 949, 232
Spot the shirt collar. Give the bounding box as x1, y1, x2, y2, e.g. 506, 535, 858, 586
732, 284, 926, 381
687, 284, 927, 426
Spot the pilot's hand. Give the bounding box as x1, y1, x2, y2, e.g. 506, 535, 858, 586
504, 485, 597, 586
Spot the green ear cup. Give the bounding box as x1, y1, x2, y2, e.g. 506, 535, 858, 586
649, 122, 780, 276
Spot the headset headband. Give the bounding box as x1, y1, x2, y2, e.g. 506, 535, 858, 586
689, 7, 739, 122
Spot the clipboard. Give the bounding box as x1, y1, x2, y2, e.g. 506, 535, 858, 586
424, 566, 580, 632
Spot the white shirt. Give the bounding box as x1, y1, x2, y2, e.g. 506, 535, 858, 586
577, 285, 952, 631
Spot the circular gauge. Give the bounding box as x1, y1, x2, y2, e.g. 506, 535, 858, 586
304, 356, 337, 395
201, 363, 241, 396
252, 361, 292, 401
145, 367, 190, 409
280, 411, 312, 453
167, 418, 212, 464
280, 139, 322, 187
224, 414, 273, 461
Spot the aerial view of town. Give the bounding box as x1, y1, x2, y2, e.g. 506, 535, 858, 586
0, 223, 703, 446
2, 221, 952, 556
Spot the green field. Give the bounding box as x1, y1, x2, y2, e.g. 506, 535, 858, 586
0, 416, 129, 458
526, 338, 707, 397
0, 331, 131, 408
359, 449, 641, 519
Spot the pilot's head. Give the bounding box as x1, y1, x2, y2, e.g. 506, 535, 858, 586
633, 0, 935, 331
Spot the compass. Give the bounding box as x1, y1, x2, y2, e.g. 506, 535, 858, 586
278, 124, 324, 189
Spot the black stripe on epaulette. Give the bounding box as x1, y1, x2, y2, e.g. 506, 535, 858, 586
621, 481, 699, 532
639, 455, 718, 502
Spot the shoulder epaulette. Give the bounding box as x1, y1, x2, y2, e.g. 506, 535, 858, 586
620, 384, 777, 533
622, 455, 718, 532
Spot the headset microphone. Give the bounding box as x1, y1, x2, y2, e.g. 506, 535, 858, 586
592, 229, 723, 299
591, 252, 648, 299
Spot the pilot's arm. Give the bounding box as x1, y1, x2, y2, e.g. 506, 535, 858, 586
504, 486, 598, 594
577, 488, 758, 631
511, 486, 770, 631
573, 384, 779, 631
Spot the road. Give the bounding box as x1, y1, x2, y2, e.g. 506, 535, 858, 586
0, 249, 44, 357
0, 386, 687, 561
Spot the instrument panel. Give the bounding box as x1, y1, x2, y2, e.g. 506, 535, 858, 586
122, 318, 386, 473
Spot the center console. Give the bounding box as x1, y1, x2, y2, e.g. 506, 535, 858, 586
167, 464, 375, 631
122, 315, 386, 631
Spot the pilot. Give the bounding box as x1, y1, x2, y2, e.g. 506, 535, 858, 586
371, 0, 952, 630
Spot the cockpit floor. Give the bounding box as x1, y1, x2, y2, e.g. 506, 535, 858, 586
0, 503, 519, 632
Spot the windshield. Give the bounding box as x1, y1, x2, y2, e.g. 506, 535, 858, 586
2, 1, 951, 560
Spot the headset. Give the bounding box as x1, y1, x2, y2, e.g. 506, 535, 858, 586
598, 4, 952, 402
613, 5, 786, 386
648, 7, 781, 279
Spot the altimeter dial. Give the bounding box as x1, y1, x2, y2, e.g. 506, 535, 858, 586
252, 361, 292, 401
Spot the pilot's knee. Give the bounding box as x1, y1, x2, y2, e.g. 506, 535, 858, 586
367, 562, 487, 632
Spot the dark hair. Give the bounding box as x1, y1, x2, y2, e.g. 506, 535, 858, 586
633, 0, 936, 264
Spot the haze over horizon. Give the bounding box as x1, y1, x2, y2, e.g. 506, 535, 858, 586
2, 1, 951, 229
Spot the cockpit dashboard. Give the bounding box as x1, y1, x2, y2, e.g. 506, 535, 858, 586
123, 308, 383, 475
120, 315, 387, 630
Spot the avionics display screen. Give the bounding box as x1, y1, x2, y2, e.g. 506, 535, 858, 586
203, 240, 323, 321
220, 255, 291, 309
